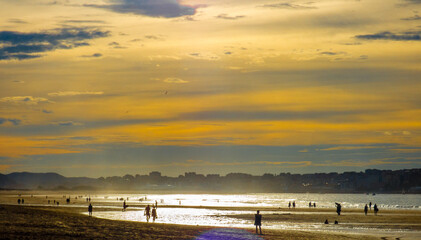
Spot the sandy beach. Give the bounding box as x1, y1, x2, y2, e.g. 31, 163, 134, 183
1, 192, 420, 239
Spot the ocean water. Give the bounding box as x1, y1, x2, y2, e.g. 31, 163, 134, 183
79, 193, 420, 239
88, 193, 421, 210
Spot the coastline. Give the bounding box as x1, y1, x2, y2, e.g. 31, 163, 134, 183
1, 192, 420, 239
0, 204, 381, 240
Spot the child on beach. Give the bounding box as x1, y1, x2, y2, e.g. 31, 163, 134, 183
254, 210, 262, 235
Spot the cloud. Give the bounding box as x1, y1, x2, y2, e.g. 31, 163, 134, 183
144, 34, 165, 40
61, 20, 107, 24
85, 0, 200, 18
188, 52, 220, 61
260, 2, 316, 10
177, 109, 374, 122
403, 0, 421, 4
0, 96, 50, 105
55, 121, 83, 126
42, 109, 53, 114
0, 27, 110, 60
355, 31, 421, 41
401, 14, 421, 20
320, 146, 385, 151
0, 118, 21, 125
320, 51, 342, 55
163, 77, 189, 83
81, 53, 103, 58
48, 91, 104, 97
8, 18, 27, 24
216, 14, 245, 20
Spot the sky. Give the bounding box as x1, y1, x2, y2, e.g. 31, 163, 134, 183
0, 0, 420, 177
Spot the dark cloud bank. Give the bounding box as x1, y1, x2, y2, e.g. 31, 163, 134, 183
356, 31, 421, 41
0, 27, 109, 60
85, 0, 199, 18
0, 118, 21, 125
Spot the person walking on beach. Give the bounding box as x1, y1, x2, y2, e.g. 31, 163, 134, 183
17, 199, 21, 204
144, 204, 151, 222
335, 202, 342, 215
313, 202, 316, 208
369, 202, 372, 210
88, 203, 93, 216
309, 202, 312, 207
254, 210, 262, 235
288, 201, 291, 208
152, 206, 158, 222
374, 204, 378, 216
364, 204, 368, 215
293, 201, 296, 208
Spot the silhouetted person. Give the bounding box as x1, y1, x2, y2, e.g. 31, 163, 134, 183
324, 219, 329, 224
152, 206, 157, 222
57, 202, 59, 206
254, 210, 262, 235
334, 220, 338, 224
66, 198, 70, 204
309, 202, 312, 207
369, 202, 372, 210
123, 200, 128, 211
335, 202, 341, 215
17, 199, 21, 204
364, 204, 368, 215
293, 201, 296, 208
288, 201, 291, 208
374, 204, 378, 215
21, 199, 24, 204
313, 202, 316, 208
88, 203, 93, 216
144, 205, 151, 222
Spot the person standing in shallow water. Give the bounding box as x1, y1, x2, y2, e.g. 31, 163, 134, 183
254, 210, 262, 235
374, 204, 379, 216
152, 206, 157, 222
88, 203, 93, 216
335, 202, 341, 215
144, 204, 151, 222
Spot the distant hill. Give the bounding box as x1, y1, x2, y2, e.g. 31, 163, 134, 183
0, 172, 99, 190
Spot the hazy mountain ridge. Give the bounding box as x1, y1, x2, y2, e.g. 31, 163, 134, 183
1, 169, 420, 193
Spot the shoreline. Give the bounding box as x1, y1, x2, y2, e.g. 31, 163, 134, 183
1, 192, 420, 239
0, 204, 382, 239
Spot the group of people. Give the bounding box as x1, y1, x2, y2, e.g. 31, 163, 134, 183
288, 201, 296, 208
87, 201, 158, 222
17, 198, 24, 204
308, 201, 316, 207
144, 204, 158, 222
364, 202, 379, 215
